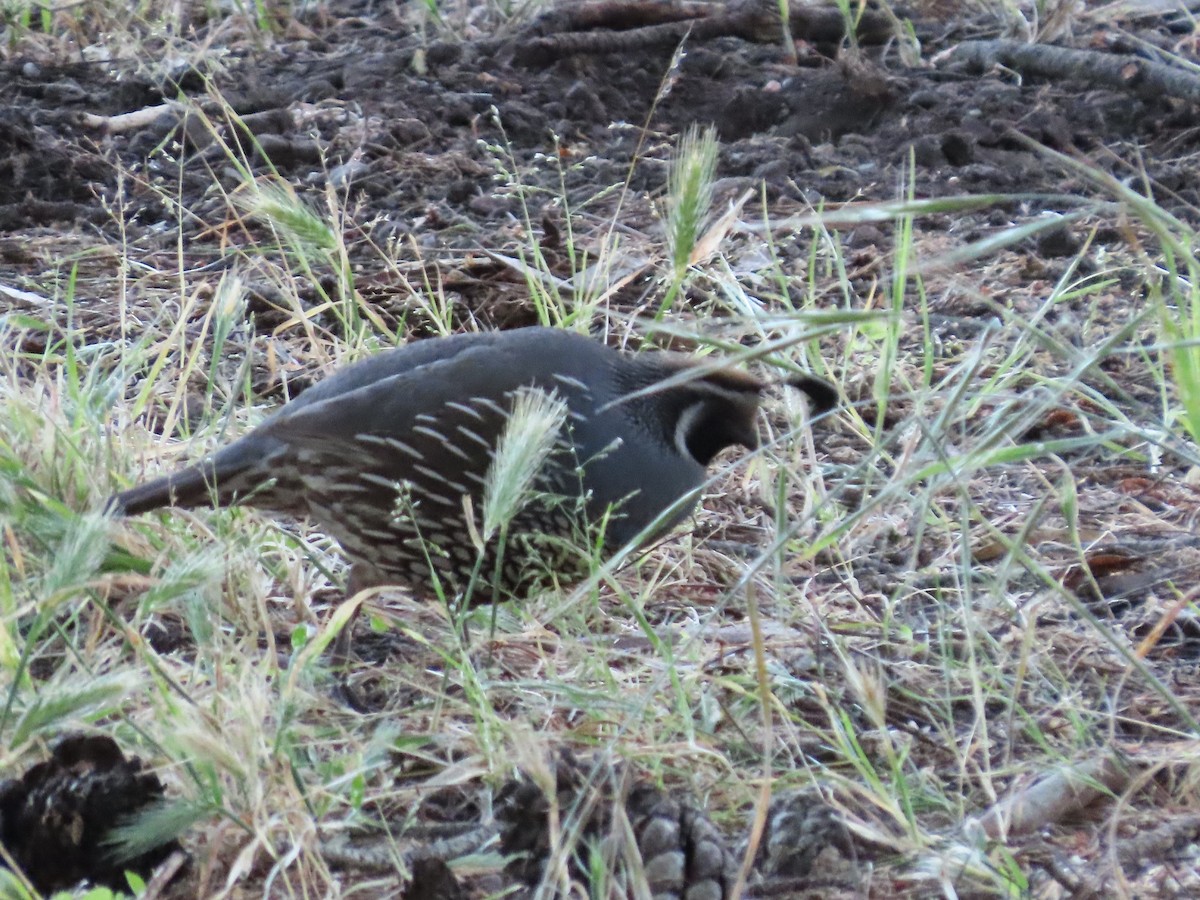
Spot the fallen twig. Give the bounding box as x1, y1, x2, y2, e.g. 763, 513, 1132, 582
518, 0, 895, 63
80, 101, 183, 134
968, 755, 1132, 841
942, 39, 1200, 106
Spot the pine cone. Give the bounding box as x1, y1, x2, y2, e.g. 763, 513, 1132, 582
751, 788, 857, 879
497, 750, 736, 898
0, 734, 179, 893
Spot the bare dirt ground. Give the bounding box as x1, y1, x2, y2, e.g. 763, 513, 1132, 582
5, 0, 1200, 897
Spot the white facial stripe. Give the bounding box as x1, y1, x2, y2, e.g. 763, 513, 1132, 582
674, 402, 705, 460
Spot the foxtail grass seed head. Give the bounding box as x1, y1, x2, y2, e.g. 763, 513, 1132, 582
482, 387, 569, 541
236, 179, 337, 253
667, 124, 719, 276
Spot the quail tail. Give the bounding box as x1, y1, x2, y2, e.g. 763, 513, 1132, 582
106, 461, 226, 516
105, 436, 273, 516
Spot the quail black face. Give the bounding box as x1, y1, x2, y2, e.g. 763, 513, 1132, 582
669, 371, 764, 466
109, 327, 833, 603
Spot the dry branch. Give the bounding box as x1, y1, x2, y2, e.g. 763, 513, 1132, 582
80, 102, 182, 133
530, 0, 718, 31
969, 755, 1132, 841
945, 39, 1200, 106
519, 0, 895, 63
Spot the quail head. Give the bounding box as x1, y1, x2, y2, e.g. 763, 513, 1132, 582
109, 327, 833, 621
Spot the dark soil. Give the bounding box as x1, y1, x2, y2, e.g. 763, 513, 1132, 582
4, 1, 1200, 328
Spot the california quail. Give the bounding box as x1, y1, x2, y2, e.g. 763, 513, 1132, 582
108, 328, 833, 651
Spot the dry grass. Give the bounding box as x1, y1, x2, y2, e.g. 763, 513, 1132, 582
3, 1, 1200, 898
